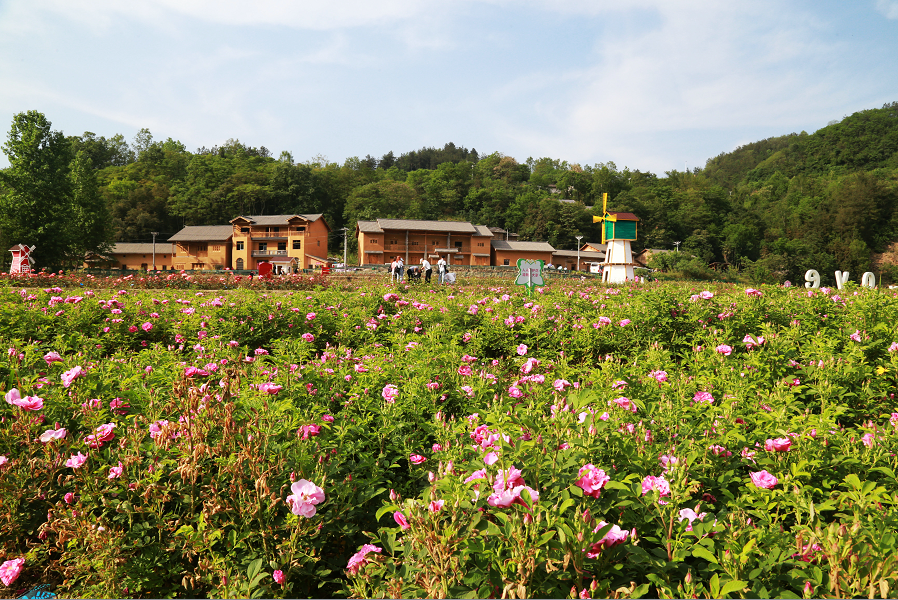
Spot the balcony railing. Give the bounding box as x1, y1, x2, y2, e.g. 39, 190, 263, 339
252, 249, 289, 257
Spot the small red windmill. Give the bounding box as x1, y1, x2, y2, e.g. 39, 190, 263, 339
9, 244, 36, 274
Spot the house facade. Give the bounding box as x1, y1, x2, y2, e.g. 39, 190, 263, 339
552, 249, 606, 271
85, 243, 176, 270
356, 219, 491, 267
229, 214, 330, 271
169, 226, 233, 271
490, 240, 556, 267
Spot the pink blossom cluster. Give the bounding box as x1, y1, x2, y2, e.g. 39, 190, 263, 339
575, 464, 610, 499
286, 479, 325, 517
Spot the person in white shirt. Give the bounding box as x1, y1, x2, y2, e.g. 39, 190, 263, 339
396, 257, 404, 283
421, 257, 432, 284
437, 256, 447, 284
390, 257, 398, 283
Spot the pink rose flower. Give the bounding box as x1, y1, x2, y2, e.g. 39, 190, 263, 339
586, 522, 630, 557
66, 452, 88, 469
393, 511, 410, 530
299, 424, 320, 440
39, 427, 67, 443
516, 344, 528, 356
43, 351, 63, 366
108, 461, 124, 479
618, 319, 631, 326
322, 414, 334, 423
508, 386, 524, 398
648, 370, 667, 383
4, 388, 20, 405
764, 437, 792, 452
749, 470, 778, 489
409, 454, 426, 465
678, 508, 707, 531
0, 557, 25, 587
575, 463, 610, 499
715, 344, 732, 356
693, 391, 714, 404
272, 570, 285, 584
700, 291, 714, 299
301, 333, 315, 343
285, 479, 325, 518
64, 492, 75, 504
428, 499, 444, 512
347, 544, 382, 575
259, 382, 283, 394
13, 395, 44, 410
612, 397, 636, 412
641, 475, 671, 497
382, 384, 399, 403
85, 423, 116, 448
141, 322, 153, 332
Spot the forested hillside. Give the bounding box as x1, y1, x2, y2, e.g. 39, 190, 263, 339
1, 103, 897, 279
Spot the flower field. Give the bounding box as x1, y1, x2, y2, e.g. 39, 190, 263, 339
1, 277, 898, 598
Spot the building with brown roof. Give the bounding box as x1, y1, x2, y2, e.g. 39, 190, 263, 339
491, 240, 555, 267
552, 249, 606, 271
356, 219, 490, 267
169, 226, 233, 270
230, 214, 330, 271
85, 242, 176, 271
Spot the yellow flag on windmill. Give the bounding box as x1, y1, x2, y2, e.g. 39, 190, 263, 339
593, 193, 640, 283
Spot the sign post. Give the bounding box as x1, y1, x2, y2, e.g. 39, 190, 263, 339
515, 259, 545, 296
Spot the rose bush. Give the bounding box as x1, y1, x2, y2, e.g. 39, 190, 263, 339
0, 279, 897, 597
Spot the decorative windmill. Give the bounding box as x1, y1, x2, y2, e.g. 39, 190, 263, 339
9, 244, 36, 275
592, 193, 639, 283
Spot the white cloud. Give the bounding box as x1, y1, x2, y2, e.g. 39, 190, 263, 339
875, 0, 898, 19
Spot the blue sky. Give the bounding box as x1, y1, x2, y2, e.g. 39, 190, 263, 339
1, 0, 896, 173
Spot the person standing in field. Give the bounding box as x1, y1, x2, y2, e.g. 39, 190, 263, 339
389, 257, 398, 283
421, 257, 432, 284
437, 256, 447, 284
396, 257, 404, 283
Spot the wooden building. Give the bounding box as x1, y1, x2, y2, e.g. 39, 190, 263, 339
491, 240, 556, 267
356, 219, 492, 267
229, 214, 330, 271
168, 226, 233, 271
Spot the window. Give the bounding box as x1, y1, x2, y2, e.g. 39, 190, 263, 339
197, 243, 208, 252
317, 240, 320, 246
293, 240, 301, 250
236, 241, 244, 250
272, 227, 280, 233
241, 227, 249, 233
454, 241, 462, 248
141, 263, 147, 270
258, 243, 267, 252
175, 264, 184, 270
477, 242, 484, 247
236, 258, 244, 270
370, 239, 378, 245
296, 226, 305, 231
410, 241, 419, 246
162, 265, 167, 270
431, 241, 437, 245
389, 240, 397, 245
212, 245, 221, 252
278, 242, 287, 251
503, 259, 510, 266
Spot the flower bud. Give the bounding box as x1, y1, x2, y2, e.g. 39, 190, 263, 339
684, 570, 693, 585
582, 508, 592, 524
389, 489, 398, 502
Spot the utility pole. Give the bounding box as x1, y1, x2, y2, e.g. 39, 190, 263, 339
151, 232, 159, 271
575, 235, 583, 271
673, 241, 681, 252
341, 227, 349, 268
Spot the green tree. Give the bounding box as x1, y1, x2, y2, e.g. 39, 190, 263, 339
68, 150, 113, 261
0, 111, 76, 269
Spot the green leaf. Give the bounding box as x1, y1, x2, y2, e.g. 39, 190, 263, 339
692, 546, 718, 564
538, 530, 556, 545
719, 580, 749, 597
247, 557, 263, 582
375, 503, 400, 522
